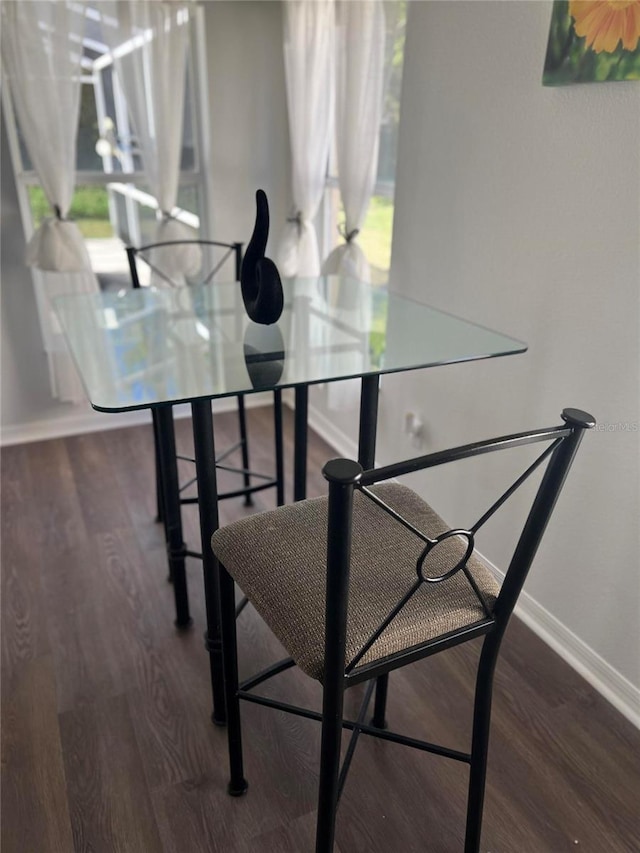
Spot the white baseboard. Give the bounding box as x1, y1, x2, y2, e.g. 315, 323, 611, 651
306, 399, 360, 461
307, 400, 640, 730
0, 392, 272, 448
482, 554, 640, 730
1, 408, 153, 446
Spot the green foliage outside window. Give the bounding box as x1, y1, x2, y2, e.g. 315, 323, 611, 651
27, 185, 113, 238
357, 196, 395, 286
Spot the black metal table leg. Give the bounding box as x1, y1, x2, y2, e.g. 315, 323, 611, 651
191, 399, 227, 726
357, 375, 388, 728
358, 375, 379, 469
274, 388, 285, 506
154, 406, 191, 628
294, 385, 309, 502
236, 395, 253, 507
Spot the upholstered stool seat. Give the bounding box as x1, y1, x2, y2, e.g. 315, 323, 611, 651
212, 483, 500, 682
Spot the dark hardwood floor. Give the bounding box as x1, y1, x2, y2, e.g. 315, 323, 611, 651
2, 407, 638, 852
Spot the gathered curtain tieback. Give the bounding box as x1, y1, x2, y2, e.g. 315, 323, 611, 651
338, 222, 359, 243
53, 204, 68, 221
286, 210, 304, 237
345, 229, 359, 243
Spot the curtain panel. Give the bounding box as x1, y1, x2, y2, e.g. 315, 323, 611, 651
277, 0, 335, 278
1, 1, 92, 274
322, 0, 386, 283
99, 0, 198, 283
1, 1, 101, 402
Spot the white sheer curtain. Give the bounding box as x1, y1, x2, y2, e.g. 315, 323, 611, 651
1, 1, 92, 273
100, 0, 198, 282
322, 0, 386, 283
1, 1, 101, 402
277, 0, 335, 278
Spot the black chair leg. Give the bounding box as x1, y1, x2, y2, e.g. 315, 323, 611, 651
236, 395, 253, 507
315, 674, 346, 853
273, 388, 285, 506
315, 464, 359, 852
371, 673, 389, 729
464, 635, 501, 853
219, 562, 248, 796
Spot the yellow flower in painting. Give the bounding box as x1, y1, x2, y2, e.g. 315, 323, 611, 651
570, 0, 640, 53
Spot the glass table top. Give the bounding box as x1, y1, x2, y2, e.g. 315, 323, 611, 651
54, 277, 526, 413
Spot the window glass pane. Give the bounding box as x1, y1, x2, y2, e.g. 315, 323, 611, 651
358, 195, 395, 285
26, 186, 49, 227
107, 182, 201, 246
72, 185, 114, 238
15, 120, 32, 173
176, 184, 199, 219
180, 67, 196, 172
107, 185, 162, 245
17, 81, 109, 174
95, 64, 144, 174
77, 83, 104, 172
95, 57, 196, 176
109, 187, 134, 245
137, 198, 163, 245
100, 64, 117, 130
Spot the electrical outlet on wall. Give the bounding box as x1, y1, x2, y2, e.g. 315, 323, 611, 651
403, 411, 424, 449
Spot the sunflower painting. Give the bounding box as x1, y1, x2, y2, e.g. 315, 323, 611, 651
543, 0, 640, 85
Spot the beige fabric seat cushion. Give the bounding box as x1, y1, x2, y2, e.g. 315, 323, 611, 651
212, 483, 499, 682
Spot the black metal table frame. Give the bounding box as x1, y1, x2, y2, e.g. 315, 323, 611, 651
154, 374, 381, 725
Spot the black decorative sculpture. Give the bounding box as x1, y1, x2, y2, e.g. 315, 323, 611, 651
240, 189, 284, 325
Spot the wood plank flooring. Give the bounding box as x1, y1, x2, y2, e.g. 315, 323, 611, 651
2, 407, 639, 852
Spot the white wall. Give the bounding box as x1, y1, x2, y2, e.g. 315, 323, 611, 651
377, 1, 639, 691
203, 0, 291, 258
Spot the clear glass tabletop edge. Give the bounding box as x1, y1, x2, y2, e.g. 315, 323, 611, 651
54, 276, 527, 413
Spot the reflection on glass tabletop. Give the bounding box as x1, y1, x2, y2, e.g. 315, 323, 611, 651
54, 276, 526, 413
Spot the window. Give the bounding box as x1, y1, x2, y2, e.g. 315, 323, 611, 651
6, 3, 207, 283
2, 2, 211, 404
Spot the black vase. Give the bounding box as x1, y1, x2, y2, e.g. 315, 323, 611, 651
240, 189, 284, 325
243, 322, 285, 390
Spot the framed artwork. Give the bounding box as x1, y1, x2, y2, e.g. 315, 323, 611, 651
543, 0, 640, 85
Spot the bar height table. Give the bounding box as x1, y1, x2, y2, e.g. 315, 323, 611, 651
55, 275, 526, 724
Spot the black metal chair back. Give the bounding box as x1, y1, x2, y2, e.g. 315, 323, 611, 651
331, 409, 592, 683
126, 238, 243, 290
